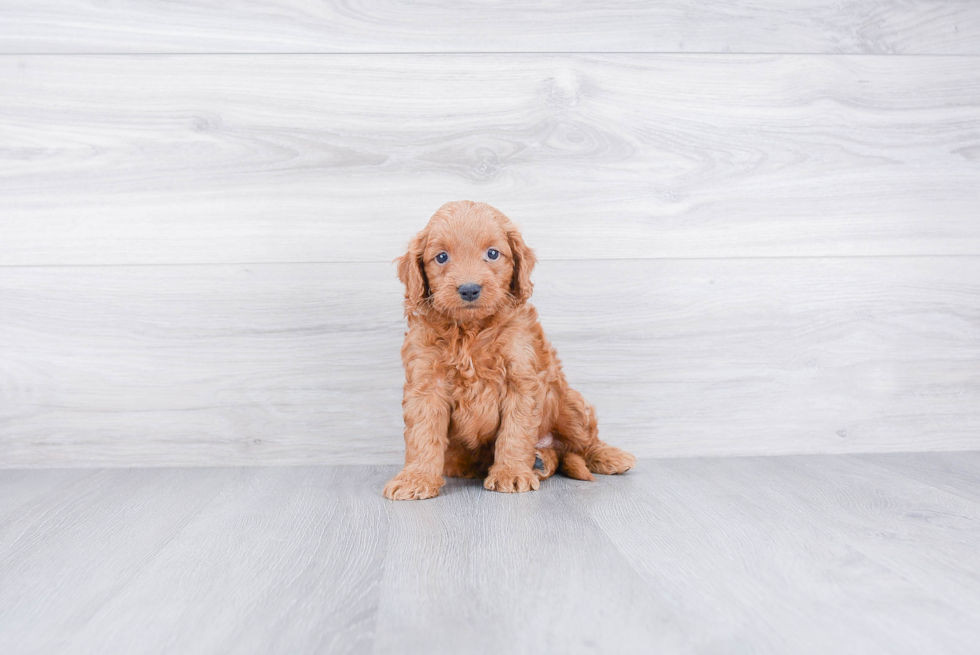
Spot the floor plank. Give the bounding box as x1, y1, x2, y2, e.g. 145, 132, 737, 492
0, 468, 237, 653
2, 55, 979, 265
854, 451, 980, 504
66, 467, 389, 654
570, 454, 980, 655
1, 1, 978, 54
2, 258, 979, 467
372, 476, 687, 653
0, 468, 93, 518
0, 466, 392, 655
1, 454, 979, 654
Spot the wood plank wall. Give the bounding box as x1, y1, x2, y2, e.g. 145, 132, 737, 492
1, 2, 979, 467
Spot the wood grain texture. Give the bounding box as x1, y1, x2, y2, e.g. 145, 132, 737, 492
2, 257, 978, 468
855, 451, 980, 504
2, 1, 979, 54
372, 471, 687, 653
2, 54, 979, 266
0, 466, 392, 654
2, 454, 979, 654
570, 454, 980, 655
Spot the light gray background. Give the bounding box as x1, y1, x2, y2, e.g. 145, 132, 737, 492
2, 1, 979, 467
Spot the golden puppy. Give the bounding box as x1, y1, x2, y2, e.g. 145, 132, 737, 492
383, 201, 635, 500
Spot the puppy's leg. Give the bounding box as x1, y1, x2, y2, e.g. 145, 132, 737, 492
485, 384, 541, 493
557, 388, 635, 476
383, 390, 451, 500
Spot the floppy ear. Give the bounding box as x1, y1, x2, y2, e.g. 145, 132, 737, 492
505, 222, 537, 303
396, 230, 429, 313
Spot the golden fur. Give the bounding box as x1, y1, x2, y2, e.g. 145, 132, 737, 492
383, 201, 635, 500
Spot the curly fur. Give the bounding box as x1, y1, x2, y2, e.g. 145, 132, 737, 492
383, 201, 635, 500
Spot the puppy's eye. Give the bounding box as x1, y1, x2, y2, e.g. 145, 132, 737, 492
435, 252, 449, 264
486, 248, 499, 260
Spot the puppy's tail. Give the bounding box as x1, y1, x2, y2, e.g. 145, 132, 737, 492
559, 452, 595, 481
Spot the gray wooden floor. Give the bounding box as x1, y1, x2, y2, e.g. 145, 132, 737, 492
2, 452, 978, 654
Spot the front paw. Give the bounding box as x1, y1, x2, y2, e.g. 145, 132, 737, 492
484, 466, 540, 493
383, 470, 445, 500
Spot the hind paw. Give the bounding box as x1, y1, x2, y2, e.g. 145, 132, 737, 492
533, 449, 559, 480
586, 445, 636, 475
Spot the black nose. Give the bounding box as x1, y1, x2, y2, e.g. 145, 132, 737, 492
458, 283, 482, 302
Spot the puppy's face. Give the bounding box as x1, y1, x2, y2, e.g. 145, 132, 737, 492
398, 201, 536, 321
422, 213, 513, 320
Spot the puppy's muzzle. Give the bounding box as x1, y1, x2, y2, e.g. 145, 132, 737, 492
457, 283, 482, 302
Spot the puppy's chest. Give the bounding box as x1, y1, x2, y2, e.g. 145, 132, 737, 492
443, 346, 505, 400
441, 340, 506, 438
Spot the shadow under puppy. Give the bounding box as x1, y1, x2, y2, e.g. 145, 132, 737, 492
384, 201, 635, 500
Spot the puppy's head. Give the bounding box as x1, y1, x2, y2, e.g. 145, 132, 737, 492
397, 200, 536, 321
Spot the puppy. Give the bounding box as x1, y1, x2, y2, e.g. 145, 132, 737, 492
383, 201, 635, 500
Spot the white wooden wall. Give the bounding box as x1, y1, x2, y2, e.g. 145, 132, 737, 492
1, 2, 979, 467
